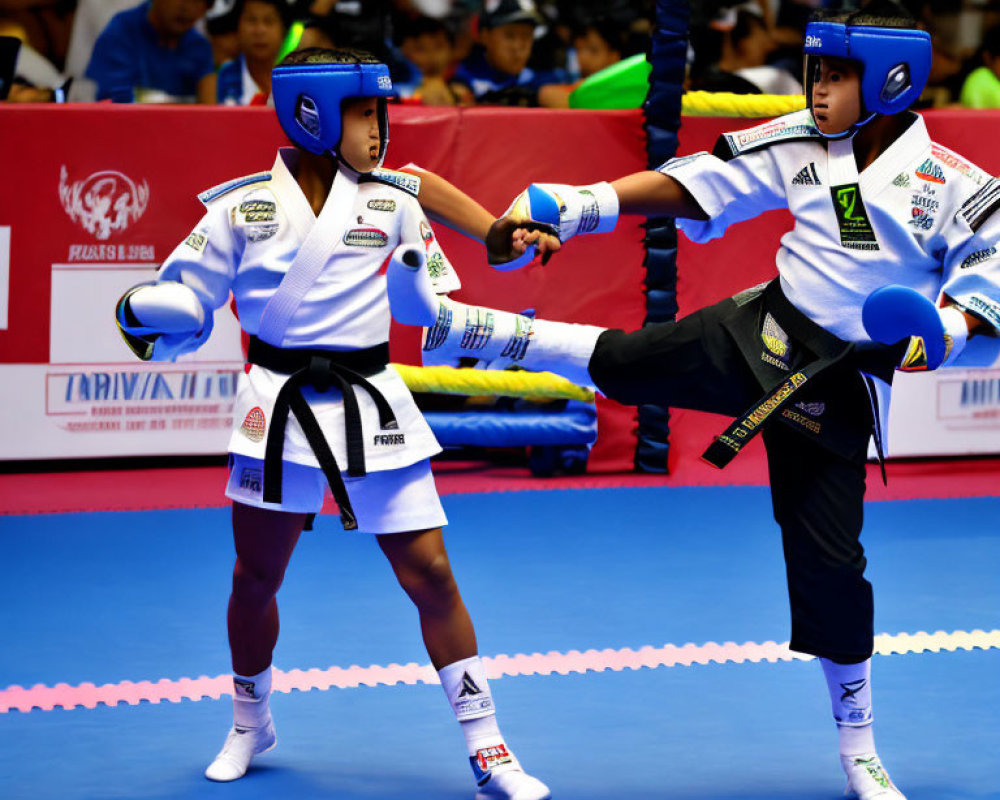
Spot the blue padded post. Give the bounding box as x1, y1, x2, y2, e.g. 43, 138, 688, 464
636, 0, 689, 472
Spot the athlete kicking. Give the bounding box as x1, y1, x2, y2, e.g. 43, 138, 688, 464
387, 3, 1000, 798
115, 47, 550, 800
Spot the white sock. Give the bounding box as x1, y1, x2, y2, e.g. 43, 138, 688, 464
438, 655, 507, 756
820, 657, 876, 755
232, 667, 272, 730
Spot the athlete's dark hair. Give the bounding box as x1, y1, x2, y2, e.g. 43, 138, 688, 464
279, 46, 381, 67
811, 0, 918, 30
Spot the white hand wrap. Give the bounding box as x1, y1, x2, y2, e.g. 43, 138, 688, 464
505, 181, 620, 243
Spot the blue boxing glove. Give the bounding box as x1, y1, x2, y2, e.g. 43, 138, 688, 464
862, 285, 969, 371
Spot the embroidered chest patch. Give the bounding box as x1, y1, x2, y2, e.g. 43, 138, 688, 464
831, 184, 879, 251
915, 158, 946, 184
343, 227, 389, 248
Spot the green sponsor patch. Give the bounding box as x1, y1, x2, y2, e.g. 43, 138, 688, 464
830, 184, 879, 251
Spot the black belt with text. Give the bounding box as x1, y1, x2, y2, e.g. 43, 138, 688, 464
246, 336, 396, 530
701, 281, 856, 470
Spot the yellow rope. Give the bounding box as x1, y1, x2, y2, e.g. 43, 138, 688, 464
392, 364, 595, 402
682, 91, 806, 118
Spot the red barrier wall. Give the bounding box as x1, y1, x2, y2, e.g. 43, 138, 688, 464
1, 105, 996, 472
0, 105, 646, 469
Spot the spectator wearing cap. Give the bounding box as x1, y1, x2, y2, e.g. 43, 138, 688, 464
204, 0, 242, 68
217, 0, 291, 104
454, 0, 559, 106
86, 0, 216, 103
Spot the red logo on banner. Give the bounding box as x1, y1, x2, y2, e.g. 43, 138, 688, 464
240, 407, 266, 442
58, 166, 149, 241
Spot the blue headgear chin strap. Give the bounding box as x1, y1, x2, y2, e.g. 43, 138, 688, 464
803, 20, 932, 140
271, 61, 394, 169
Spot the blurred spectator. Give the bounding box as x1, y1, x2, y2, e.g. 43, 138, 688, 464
691, 6, 801, 95
0, 33, 17, 96
536, 12, 628, 108
0, 0, 74, 71
960, 24, 1000, 109
394, 15, 471, 105
2, 32, 69, 100
64, 0, 140, 101
454, 0, 560, 106
217, 0, 291, 103
573, 20, 625, 80
86, 0, 217, 103
205, 0, 242, 66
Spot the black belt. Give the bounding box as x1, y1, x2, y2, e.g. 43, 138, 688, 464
247, 336, 396, 530
702, 281, 857, 470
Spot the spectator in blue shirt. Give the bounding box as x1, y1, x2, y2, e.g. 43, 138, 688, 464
454, 0, 560, 106
87, 0, 216, 103
217, 0, 291, 105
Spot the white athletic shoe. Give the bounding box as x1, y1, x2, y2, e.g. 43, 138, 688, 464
204, 721, 276, 782
471, 745, 551, 800
842, 754, 907, 799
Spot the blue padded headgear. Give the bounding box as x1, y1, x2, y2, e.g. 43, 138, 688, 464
803, 20, 931, 137
272, 60, 394, 166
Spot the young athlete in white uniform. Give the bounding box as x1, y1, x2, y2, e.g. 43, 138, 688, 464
387, 3, 1000, 798
115, 47, 551, 800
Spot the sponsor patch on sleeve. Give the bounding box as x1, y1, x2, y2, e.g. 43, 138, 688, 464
362, 168, 421, 197
713, 110, 822, 161
184, 232, 208, 253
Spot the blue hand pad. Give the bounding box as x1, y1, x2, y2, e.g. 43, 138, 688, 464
862, 285, 945, 370
527, 184, 561, 226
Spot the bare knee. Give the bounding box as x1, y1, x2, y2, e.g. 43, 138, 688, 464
231, 558, 286, 610
397, 552, 461, 612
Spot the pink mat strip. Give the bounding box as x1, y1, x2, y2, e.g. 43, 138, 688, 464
5, 629, 997, 713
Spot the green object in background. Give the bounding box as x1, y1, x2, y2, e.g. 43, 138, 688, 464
569, 53, 652, 109
960, 66, 1000, 109
276, 21, 305, 64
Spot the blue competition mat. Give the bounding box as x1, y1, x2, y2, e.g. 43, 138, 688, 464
1, 486, 998, 799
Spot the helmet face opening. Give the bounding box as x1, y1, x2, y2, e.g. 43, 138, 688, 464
802, 20, 931, 138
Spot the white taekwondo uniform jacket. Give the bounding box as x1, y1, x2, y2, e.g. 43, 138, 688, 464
156, 148, 461, 473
